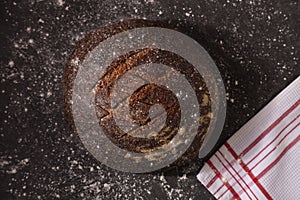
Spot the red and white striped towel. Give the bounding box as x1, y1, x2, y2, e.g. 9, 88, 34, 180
197, 76, 300, 200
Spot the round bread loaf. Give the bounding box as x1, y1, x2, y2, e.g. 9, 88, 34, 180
63, 19, 212, 171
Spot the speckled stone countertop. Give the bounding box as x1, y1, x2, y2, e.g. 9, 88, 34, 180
0, 0, 299, 199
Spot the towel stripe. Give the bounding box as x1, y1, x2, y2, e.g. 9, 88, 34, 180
210, 117, 299, 197
240, 99, 300, 157
224, 142, 272, 200
257, 134, 300, 179
207, 160, 241, 200
216, 152, 256, 200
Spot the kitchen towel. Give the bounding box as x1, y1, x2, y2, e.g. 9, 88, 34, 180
197, 76, 300, 200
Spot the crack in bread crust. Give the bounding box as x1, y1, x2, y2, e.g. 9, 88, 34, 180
94, 48, 211, 153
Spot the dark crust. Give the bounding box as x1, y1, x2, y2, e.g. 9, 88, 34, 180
63, 19, 212, 169
95, 48, 211, 153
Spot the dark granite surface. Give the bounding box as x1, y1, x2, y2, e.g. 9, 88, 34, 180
0, 0, 299, 199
